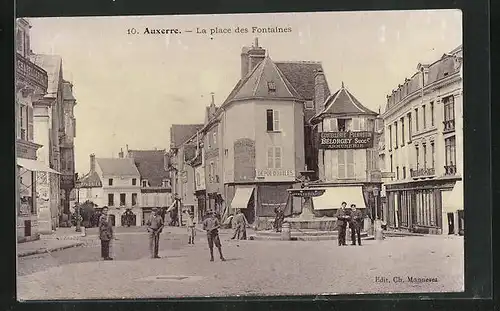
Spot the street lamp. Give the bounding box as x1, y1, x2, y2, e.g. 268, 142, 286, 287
75, 179, 81, 232
372, 186, 380, 220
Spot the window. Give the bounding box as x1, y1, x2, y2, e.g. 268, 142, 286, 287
338, 119, 351, 132
430, 102, 435, 126
388, 125, 392, 150
142, 180, 148, 187
422, 104, 426, 129
196, 172, 201, 186
443, 96, 455, 121
27, 106, 33, 141
396, 166, 399, 179
305, 101, 314, 109
267, 81, 276, 92
407, 112, 413, 142
401, 117, 405, 146
445, 136, 456, 167
431, 142, 435, 168
338, 150, 355, 178
423, 144, 427, 169
403, 166, 407, 179
267, 146, 282, 168
86, 188, 92, 198
162, 179, 169, 187
132, 178, 137, 186
346, 150, 354, 178
108, 193, 114, 206
394, 122, 398, 148
16, 29, 24, 54
132, 193, 137, 206
19, 104, 27, 140
416, 147, 420, 169
266, 109, 280, 131
415, 108, 419, 132
108, 178, 113, 186
120, 193, 126, 206
390, 154, 393, 173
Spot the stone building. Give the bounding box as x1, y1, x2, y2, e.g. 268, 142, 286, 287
309, 83, 382, 218
381, 45, 463, 235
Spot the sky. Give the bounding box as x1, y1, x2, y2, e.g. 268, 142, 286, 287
27, 10, 462, 175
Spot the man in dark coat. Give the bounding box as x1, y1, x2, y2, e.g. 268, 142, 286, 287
98, 206, 114, 260
335, 202, 350, 246
202, 210, 226, 262
274, 205, 285, 232
146, 208, 164, 258
349, 204, 363, 246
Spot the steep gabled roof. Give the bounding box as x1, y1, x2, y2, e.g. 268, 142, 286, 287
96, 158, 140, 176
170, 124, 204, 149
223, 56, 302, 105
311, 83, 377, 124
30, 54, 62, 97
128, 150, 170, 188
79, 171, 102, 188
275, 61, 331, 101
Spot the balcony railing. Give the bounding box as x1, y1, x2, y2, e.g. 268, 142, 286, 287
16, 53, 48, 91
443, 119, 455, 133
410, 167, 436, 178
444, 165, 457, 175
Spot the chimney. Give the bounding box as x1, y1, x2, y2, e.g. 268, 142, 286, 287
90, 154, 96, 172
118, 148, 124, 158
241, 38, 266, 78
314, 68, 327, 114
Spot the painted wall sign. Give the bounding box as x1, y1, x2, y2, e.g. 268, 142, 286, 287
255, 169, 295, 177
319, 131, 374, 149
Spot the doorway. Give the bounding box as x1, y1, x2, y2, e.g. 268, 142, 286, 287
447, 212, 454, 235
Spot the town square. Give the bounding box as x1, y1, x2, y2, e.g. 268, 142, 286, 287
15, 11, 464, 299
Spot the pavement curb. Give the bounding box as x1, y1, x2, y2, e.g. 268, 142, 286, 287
18, 241, 85, 258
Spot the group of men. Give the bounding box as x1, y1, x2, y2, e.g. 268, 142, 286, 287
335, 201, 363, 246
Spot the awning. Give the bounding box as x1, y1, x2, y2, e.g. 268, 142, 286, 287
230, 186, 254, 209
258, 184, 291, 217
312, 186, 366, 210
17, 158, 60, 174
442, 182, 464, 211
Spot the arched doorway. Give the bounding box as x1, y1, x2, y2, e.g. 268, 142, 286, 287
121, 210, 136, 227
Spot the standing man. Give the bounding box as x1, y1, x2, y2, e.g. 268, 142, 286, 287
146, 208, 164, 259
335, 202, 350, 246
231, 209, 248, 240
202, 210, 226, 262
274, 205, 285, 233
349, 204, 363, 246
98, 206, 114, 260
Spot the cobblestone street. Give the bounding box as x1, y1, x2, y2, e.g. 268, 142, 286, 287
17, 226, 464, 299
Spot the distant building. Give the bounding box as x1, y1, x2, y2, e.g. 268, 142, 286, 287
309, 83, 381, 217
126, 148, 173, 224
381, 45, 463, 235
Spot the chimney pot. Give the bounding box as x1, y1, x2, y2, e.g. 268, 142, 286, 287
254, 37, 259, 48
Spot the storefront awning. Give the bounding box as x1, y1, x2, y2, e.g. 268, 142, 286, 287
442, 182, 464, 211
230, 186, 254, 209
17, 158, 60, 174
312, 186, 366, 210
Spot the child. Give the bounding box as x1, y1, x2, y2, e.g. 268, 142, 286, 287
202, 210, 226, 262
187, 211, 196, 244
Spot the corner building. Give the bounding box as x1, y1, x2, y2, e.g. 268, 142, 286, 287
381, 45, 463, 235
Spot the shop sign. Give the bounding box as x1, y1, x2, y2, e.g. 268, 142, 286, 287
255, 169, 295, 178
319, 131, 374, 149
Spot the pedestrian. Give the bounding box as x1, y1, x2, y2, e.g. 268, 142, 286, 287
202, 210, 226, 262
231, 209, 248, 240
274, 205, 285, 232
98, 206, 114, 260
187, 211, 196, 244
335, 202, 349, 246
146, 207, 164, 259
349, 204, 363, 246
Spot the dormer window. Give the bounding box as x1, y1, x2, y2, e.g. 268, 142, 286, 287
142, 179, 148, 187
267, 81, 276, 92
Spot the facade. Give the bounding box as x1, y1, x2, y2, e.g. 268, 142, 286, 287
30, 52, 77, 230
126, 148, 172, 225
310, 83, 382, 218
381, 45, 463, 235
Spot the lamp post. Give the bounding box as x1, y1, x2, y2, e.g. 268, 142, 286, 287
75, 180, 81, 232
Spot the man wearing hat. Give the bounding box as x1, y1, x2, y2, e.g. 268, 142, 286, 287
202, 210, 226, 262
349, 204, 363, 246
335, 202, 350, 246
146, 207, 164, 258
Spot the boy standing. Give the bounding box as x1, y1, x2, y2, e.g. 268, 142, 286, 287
187, 211, 196, 244
202, 210, 226, 262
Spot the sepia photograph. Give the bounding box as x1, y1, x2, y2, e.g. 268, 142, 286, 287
15, 10, 464, 300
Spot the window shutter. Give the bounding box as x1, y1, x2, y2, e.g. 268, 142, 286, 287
275, 147, 282, 169
330, 118, 338, 131
347, 150, 355, 177
273, 110, 280, 131
323, 119, 331, 131
27, 106, 33, 141
345, 119, 353, 131
352, 118, 360, 131
16, 102, 21, 139
338, 150, 346, 179
267, 147, 274, 168
266, 110, 273, 131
